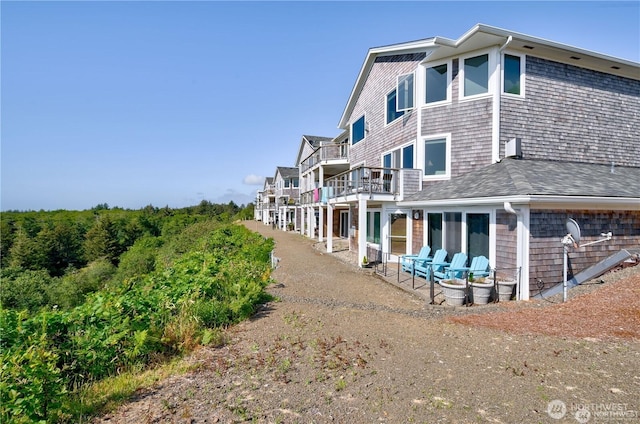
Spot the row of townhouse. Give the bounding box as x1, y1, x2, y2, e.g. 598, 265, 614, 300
254, 23, 640, 300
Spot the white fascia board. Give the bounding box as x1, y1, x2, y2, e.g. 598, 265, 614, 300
399, 195, 640, 210
421, 23, 639, 78
475, 23, 640, 67
398, 196, 529, 208
528, 196, 640, 210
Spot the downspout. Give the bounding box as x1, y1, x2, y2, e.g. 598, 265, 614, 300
504, 201, 524, 300
492, 36, 513, 163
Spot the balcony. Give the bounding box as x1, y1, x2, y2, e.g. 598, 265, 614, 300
299, 166, 422, 204
301, 141, 349, 173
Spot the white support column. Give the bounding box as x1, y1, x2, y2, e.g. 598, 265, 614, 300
327, 201, 334, 253
319, 167, 325, 243
519, 207, 531, 300
307, 205, 312, 238
358, 197, 367, 267
318, 205, 324, 242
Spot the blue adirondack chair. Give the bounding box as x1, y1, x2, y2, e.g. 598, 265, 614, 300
400, 246, 431, 274
434, 252, 468, 281
414, 248, 447, 280
444, 255, 490, 280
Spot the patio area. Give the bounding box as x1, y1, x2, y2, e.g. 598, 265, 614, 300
318, 242, 519, 308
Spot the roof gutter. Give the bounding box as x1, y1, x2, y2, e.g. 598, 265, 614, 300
398, 195, 640, 209
493, 35, 513, 163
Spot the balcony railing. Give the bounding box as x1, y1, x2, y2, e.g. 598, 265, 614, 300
300, 142, 349, 173
299, 166, 422, 204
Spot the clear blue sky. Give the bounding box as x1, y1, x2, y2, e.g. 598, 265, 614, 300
2, 1, 638, 211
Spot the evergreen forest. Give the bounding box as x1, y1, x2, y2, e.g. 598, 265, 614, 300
0, 201, 275, 423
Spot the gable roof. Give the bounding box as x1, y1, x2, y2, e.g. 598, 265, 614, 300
295, 135, 335, 166
275, 166, 298, 180
304, 135, 334, 148
401, 158, 640, 207
339, 23, 640, 129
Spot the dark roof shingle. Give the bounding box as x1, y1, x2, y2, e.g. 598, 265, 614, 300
403, 159, 640, 202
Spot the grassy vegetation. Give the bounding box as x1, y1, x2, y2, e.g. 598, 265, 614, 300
0, 203, 274, 423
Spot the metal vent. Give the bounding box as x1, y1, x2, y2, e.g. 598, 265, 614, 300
505, 138, 522, 158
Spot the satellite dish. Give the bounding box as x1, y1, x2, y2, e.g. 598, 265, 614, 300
566, 218, 581, 244
561, 218, 612, 303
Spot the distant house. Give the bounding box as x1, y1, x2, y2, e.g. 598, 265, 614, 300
254, 177, 274, 223
257, 23, 640, 300
273, 166, 300, 231
296, 133, 349, 241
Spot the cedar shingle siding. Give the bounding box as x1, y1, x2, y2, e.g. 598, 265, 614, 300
501, 57, 640, 166
529, 210, 640, 296
348, 54, 424, 167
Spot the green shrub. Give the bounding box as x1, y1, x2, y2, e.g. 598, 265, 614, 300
1, 222, 275, 422
0, 268, 52, 313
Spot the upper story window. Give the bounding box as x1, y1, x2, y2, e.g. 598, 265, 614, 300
397, 73, 414, 111
352, 115, 365, 145
424, 134, 450, 178
463, 53, 489, 97
425, 63, 449, 104
383, 143, 414, 169
386, 89, 405, 124
503, 53, 525, 96
284, 178, 300, 188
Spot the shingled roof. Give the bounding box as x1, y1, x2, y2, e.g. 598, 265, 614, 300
276, 166, 299, 179
402, 158, 640, 204
302, 135, 334, 148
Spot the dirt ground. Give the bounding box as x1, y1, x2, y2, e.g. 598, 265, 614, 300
95, 223, 640, 424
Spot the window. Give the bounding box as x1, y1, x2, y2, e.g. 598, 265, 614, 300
366, 211, 381, 244
383, 144, 414, 169
397, 73, 414, 111
352, 115, 365, 145
424, 137, 447, 176
402, 145, 414, 169
504, 54, 522, 95
425, 63, 448, 104
386, 89, 405, 124
467, 213, 489, 263
464, 54, 489, 97
444, 212, 462, 257
427, 213, 442, 252
292, 178, 299, 188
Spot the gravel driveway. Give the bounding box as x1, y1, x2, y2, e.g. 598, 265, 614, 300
96, 222, 640, 424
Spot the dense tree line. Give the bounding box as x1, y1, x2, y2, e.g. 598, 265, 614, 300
1, 201, 270, 423
0, 201, 254, 311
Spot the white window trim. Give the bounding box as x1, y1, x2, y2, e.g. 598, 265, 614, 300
422, 208, 496, 268
384, 88, 404, 127
351, 114, 367, 145
423, 59, 453, 107
458, 49, 495, 101
501, 51, 526, 99
462, 210, 496, 266
397, 72, 415, 112
365, 208, 382, 247
421, 132, 451, 180
381, 140, 415, 168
